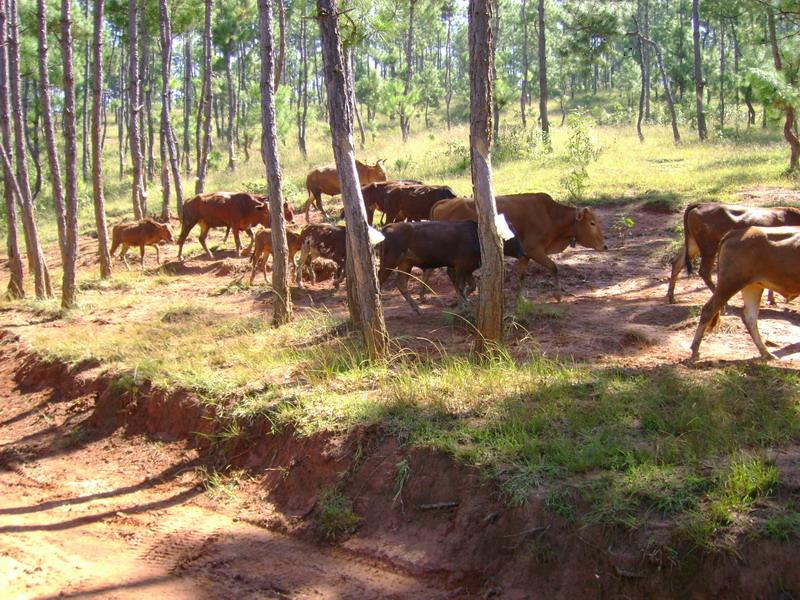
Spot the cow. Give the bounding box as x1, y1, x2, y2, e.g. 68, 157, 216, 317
430, 193, 607, 299
378, 220, 525, 315
222, 194, 295, 244
248, 228, 304, 285
177, 192, 292, 260
689, 226, 800, 361
381, 184, 458, 224
110, 218, 173, 269
667, 202, 800, 304
295, 224, 347, 289
305, 159, 388, 220
361, 179, 423, 225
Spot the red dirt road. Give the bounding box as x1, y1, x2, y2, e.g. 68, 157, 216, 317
0, 345, 453, 599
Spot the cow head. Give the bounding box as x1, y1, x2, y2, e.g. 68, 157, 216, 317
283, 201, 295, 224
574, 208, 607, 251
158, 222, 175, 243
253, 200, 272, 227
368, 159, 388, 183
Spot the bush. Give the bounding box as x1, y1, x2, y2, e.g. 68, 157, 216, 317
560, 111, 600, 200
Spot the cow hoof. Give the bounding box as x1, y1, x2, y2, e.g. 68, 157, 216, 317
761, 352, 778, 361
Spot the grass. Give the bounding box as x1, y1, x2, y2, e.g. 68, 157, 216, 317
317, 486, 360, 540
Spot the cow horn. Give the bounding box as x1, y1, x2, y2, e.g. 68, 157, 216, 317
376, 158, 386, 165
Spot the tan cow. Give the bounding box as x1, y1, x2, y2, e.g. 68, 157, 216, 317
430, 193, 607, 298
110, 218, 173, 269
305, 159, 387, 219
689, 226, 800, 361
248, 228, 304, 285
667, 202, 800, 304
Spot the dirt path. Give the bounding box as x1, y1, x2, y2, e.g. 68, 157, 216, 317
0, 348, 453, 600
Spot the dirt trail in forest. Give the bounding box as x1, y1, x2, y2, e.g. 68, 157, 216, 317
0, 346, 453, 600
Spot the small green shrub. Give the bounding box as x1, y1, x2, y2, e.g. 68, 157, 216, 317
317, 487, 360, 540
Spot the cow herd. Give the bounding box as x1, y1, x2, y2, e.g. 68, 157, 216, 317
106, 160, 800, 362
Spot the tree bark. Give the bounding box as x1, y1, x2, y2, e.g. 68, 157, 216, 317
469, 0, 504, 347
718, 18, 725, 129
520, 0, 529, 128
182, 34, 192, 174
296, 5, 308, 159
491, 0, 499, 139
118, 43, 126, 178
0, 2, 22, 297
91, 0, 112, 278
692, 0, 707, 140
128, 0, 146, 217
82, 0, 90, 181
60, 0, 80, 307
274, 0, 286, 90
9, 0, 50, 298
768, 10, 799, 172
258, 0, 292, 326
23, 78, 43, 199
537, 0, 550, 142
444, 7, 453, 130
400, 0, 416, 142
316, 0, 388, 359
159, 0, 184, 219
225, 49, 236, 170
195, 0, 213, 194
636, 32, 646, 142
638, 30, 681, 143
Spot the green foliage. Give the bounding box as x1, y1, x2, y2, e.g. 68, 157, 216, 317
317, 487, 360, 540
560, 111, 600, 200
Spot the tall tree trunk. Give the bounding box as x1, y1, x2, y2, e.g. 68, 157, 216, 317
258, 0, 292, 326
718, 18, 725, 129
9, 0, 50, 298
636, 31, 646, 142
23, 78, 43, 199
82, 0, 90, 181
225, 49, 235, 170
639, 31, 681, 143
520, 0, 529, 128
128, 0, 146, 217
444, 10, 453, 130
344, 48, 365, 150
0, 2, 22, 297
296, 4, 308, 159
91, 0, 111, 278
60, 0, 80, 307
768, 10, 799, 172
469, 0, 503, 347
537, 0, 550, 143
118, 44, 126, 179
159, 0, 184, 219
143, 22, 155, 185
182, 34, 192, 174
692, 0, 707, 140
400, 0, 416, 142
316, 0, 388, 359
641, 0, 651, 121
491, 0, 499, 139
195, 0, 213, 194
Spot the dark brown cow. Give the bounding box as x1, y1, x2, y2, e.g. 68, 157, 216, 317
110, 217, 173, 269
382, 184, 457, 224
430, 193, 607, 298
667, 202, 800, 304
305, 159, 387, 219
248, 228, 304, 285
378, 220, 525, 314
177, 192, 289, 260
361, 179, 423, 225
295, 224, 347, 289
689, 226, 800, 361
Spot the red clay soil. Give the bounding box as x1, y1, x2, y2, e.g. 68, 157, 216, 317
1, 332, 799, 599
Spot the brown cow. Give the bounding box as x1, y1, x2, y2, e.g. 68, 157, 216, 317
305, 159, 387, 219
177, 192, 290, 260
382, 184, 457, 224
667, 202, 800, 304
361, 179, 423, 225
248, 228, 304, 285
295, 224, 347, 289
689, 226, 800, 361
430, 193, 607, 299
379, 220, 525, 315
222, 194, 295, 243
110, 217, 173, 269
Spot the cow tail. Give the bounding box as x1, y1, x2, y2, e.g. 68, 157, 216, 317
683, 203, 700, 276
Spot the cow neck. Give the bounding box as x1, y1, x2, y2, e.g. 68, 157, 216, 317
553, 204, 579, 248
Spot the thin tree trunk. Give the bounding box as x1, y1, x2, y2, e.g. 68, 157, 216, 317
537, 0, 550, 143
60, 0, 80, 307
274, 0, 286, 90
692, 0, 707, 140
520, 0, 529, 128
91, 0, 111, 278
128, 0, 146, 217
82, 0, 90, 181
768, 10, 799, 172
159, 0, 184, 219
0, 2, 22, 297
718, 18, 725, 128
641, 0, 651, 121
491, 0, 499, 139
143, 22, 155, 185
469, 0, 503, 347
10, 0, 50, 298
225, 49, 235, 170
118, 44, 126, 179
638, 30, 681, 143
195, 0, 213, 194
23, 78, 43, 199
296, 5, 308, 159
182, 34, 192, 174
258, 0, 292, 326
400, 0, 416, 142
444, 10, 452, 130
636, 32, 645, 142
316, 0, 388, 359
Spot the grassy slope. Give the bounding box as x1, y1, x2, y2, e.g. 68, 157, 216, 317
4, 106, 800, 553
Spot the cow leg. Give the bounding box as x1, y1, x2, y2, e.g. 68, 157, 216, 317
446, 267, 470, 310
263, 252, 271, 284
767, 289, 777, 306
198, 223, 214, 259
154, 244, 161, 265
242, 228, 255, 255
223, 227, 231, 242
419, 269, 435, 302
396, 269, 421, 315
317, 193, 327, 218
514, 256, 530, 297
176, 219, 197, 261
689, 281, 741, 361
740, 285, 776, 360
333, 262, 345, 290
120, 244, 131, 270
696, 243, 718, 294
233, 229, 243, 257
140, 245, 146, 269
527, 247, 561, 300
296, 246, 310, 288
667, 237, 699, 304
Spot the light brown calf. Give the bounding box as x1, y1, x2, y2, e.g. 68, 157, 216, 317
248, 228, 303, 285
110, 218, 173, 269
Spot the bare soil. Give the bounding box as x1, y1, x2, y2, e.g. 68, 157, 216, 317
2, 189, 800, 598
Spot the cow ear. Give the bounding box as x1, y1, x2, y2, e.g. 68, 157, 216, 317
576, 208, 587, 221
